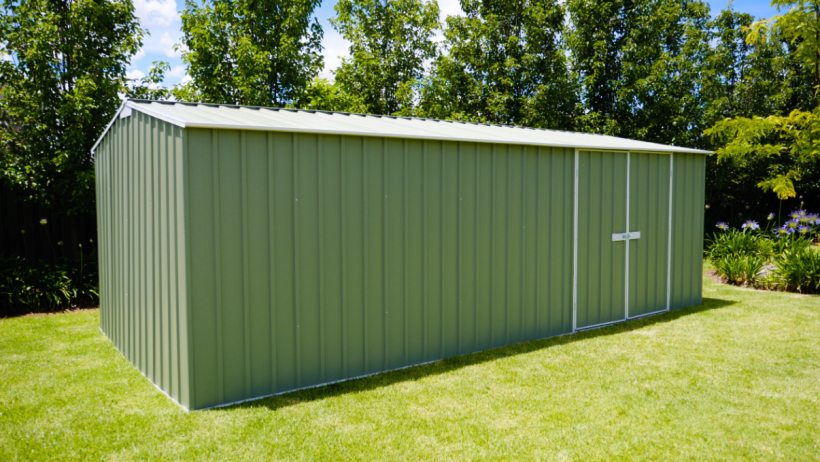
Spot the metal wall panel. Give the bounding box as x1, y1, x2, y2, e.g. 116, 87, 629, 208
576, 151, 628, 328
96, 111, 191, 408
629, 153, 671, 317
97, 113, 705, 410
670, 153, 706, 308
184, 129, 575, 409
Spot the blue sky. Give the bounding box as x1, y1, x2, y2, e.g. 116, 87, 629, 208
128, 0, 779, 87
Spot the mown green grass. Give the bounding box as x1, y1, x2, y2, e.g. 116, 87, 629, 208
1, 269, 818, 460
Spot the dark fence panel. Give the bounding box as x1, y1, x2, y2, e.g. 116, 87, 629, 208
0, 181, 96, 263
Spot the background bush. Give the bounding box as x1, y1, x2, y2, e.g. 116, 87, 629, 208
0, 257, 98, 316
707, 211, 819, 293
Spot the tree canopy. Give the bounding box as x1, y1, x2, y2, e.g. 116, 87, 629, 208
420, 0, 577, 129
0, 0, 141, 214
332, 0, 439, 116
179, 0, 324, 106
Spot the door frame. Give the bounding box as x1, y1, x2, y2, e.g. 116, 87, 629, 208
571, 149, 675, 332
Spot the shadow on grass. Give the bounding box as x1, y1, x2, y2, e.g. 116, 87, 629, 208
219, 297, 735, 413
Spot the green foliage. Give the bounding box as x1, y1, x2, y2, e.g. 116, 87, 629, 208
702, 9, 792, 127
748, 0, 820, 96
707, 229, 771, 261
419, 0, 577, 129
708, 212, 820, 292
180, 0, 323, 106
705, 108, 820, 199
126, 61, 172, 101
293, 77, 368, 113
566, 0, 710, 146
0, 257, 98, 314
332, 0, 439, 115
0, 0, 142, 214
713, 254, 767, 286
772, 244, 820, 293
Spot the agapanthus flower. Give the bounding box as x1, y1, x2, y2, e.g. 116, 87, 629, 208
715, 222, 729, 231
741, 220, 759, 231
798, 225, 810, 235
766, 212, 775, 221
787, 220, 799, 229
806, 213, 819, 225
790, 210, 806, 220
776, 227, 789, 237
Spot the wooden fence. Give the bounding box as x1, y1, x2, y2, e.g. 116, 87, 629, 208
0, 181, 96, 263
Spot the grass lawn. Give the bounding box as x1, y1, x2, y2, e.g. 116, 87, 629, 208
1, 268, 818, 460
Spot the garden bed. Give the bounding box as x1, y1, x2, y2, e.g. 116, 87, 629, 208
708, 210, 820, 293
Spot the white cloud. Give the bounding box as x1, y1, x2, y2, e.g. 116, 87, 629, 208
168, 65, 186, 78
438, 0, 464, 20
134, 0, 179, 28
126, 69, 145, 81
320, 28, 350, 79
129, 48, 146, 65
159, 31, 182, 58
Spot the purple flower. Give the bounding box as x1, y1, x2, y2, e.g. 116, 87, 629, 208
715, 222, 730, 231
805, 213, 819, 225
766, 212, 775, 221
798, 225, 810, 235
787, 220, 799, 229
776, 227, 789, 237
741, 220, 759, 231
790, 210, 806, 220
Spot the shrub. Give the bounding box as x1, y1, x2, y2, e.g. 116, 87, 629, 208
771, 245, 820, 294
707, 211, 819, 293
713, 254, 767, 286
0, 257, 98, 315
707, 228, 767, 261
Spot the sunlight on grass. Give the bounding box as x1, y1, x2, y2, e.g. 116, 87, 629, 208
1, 269, 818, 460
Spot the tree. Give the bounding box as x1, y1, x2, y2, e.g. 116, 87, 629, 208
126, 61, 172, 101
332, 0, 439, 115
748, 0, 820, 105
702, 8, 791, 127
180, 0, 323, 106
420, 0, 577, 129
567, 0, 710, 146
705, 1, 820, 208
293, 77, 367, 113
706, 108, 820, 201
0, 0, 142, 214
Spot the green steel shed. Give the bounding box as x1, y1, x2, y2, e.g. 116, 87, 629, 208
93, 99, 710, 410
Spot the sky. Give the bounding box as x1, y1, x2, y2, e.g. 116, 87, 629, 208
127, 0, 780, 87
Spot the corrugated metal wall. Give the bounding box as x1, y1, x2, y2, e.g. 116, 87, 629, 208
184, 130, 575, 409
96, 111, 191, 408
670, 153, 706, 308
571, 150, 696, 329
96, 113, 706, 410
576, 151, 628, 328
629, 152, 672, 317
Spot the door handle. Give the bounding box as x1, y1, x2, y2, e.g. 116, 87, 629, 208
611, 231, 641, 241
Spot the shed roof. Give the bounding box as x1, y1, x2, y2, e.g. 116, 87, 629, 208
93, 99, 712, 155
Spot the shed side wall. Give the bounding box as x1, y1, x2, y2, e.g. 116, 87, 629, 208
185, 129, 575, 409
96, 111, 191, 408
670, 153, 706, 308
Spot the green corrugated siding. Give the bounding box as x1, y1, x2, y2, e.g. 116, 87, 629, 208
184, 129, 575, 409
576, 151, 628, 327
670, 153, 706, 308
97, 112, 706, 410
96, 111, 191, 408
629, 153, 671, 317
